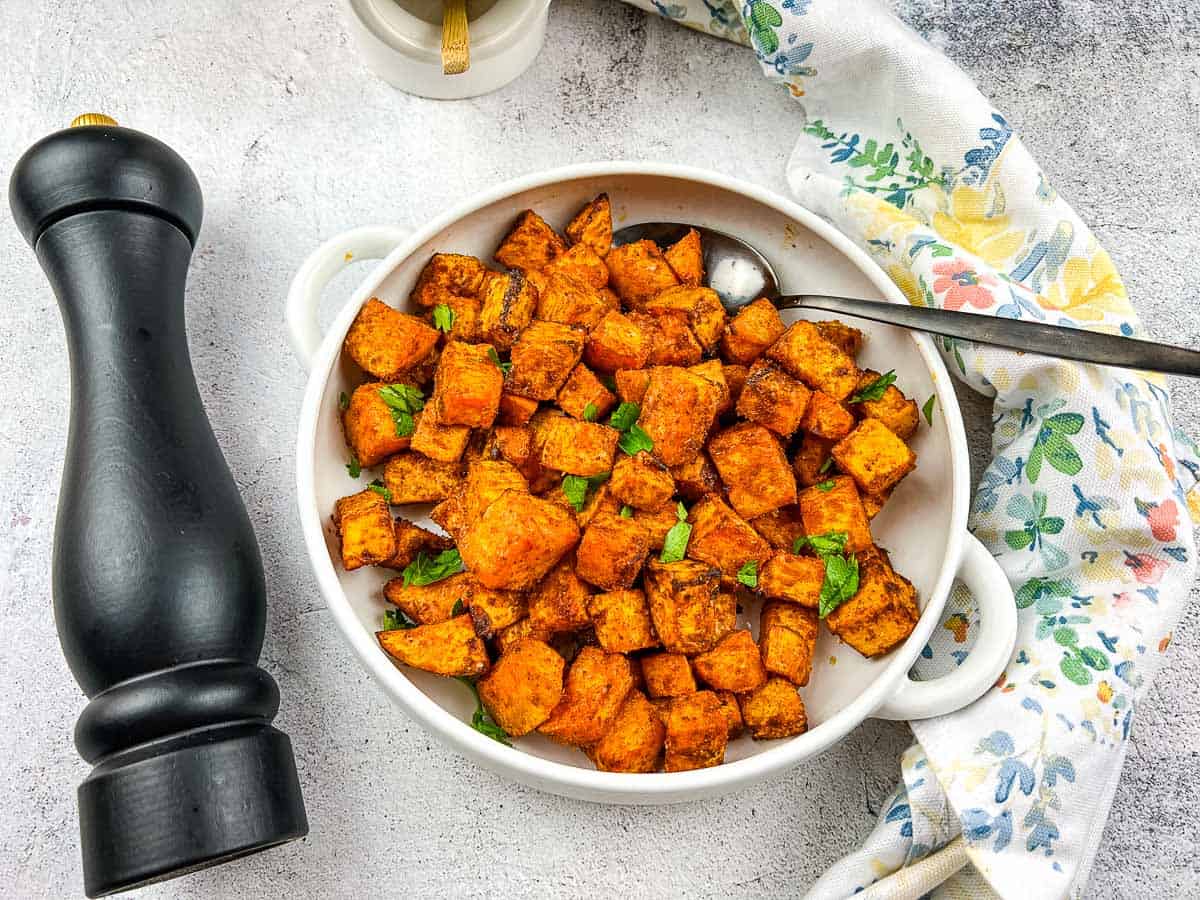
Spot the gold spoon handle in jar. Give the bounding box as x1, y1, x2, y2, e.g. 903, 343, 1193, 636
442, 0, 470, 75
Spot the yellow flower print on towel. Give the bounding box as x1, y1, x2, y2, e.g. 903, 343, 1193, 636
1036, 249, 1132, 323
932, 184, 1025, 270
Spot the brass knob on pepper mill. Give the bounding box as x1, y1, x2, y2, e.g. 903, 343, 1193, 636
9, 117, 308, 896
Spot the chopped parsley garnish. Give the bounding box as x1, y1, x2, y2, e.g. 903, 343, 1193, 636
922, 394, 937, 426
619, 505, 634, 518
582, 402, 599, 422
659, 502, 692, 563
599, 374, 618, 392
815, 479, 837, 492
818, 553, 860, 619
850, 370, 897, 403
608, 401, 640, 432
618, 423, 654, 456
793, 531, 849, 556
381, 607, 417, 630
451, 598, 467, 617
737, 560, 758, 589
487, 347, 512, 375
433, 303, 455, 333
339, 390, 350, 411
561, 472, 610, 512
346, 451, 362, 479
818, 457, 834, 474
367, 479, 391, 502
401, 548, 463, 587
378, 383, 425, 437
455, 677, 511, 746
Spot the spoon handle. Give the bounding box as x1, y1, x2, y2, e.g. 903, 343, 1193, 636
785, 294, 1200, 378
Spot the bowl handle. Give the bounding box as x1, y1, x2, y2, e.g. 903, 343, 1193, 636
873, 533, 1017, 721
285, 225, 409, 371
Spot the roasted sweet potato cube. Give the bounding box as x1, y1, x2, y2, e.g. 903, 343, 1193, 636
610, 452, 675, 510
689, 359, 731, 415
670, 452, 721, 502
342, 382, 413, 467
587, 588, 658, 653
505, 320, 585, 401
480, 270, 538, 350
644, 558, 723, 655
333, 489, 397, 570
663, 691, 728, 771
410, 253, 489, 308
462, 460, 528, 523
583, 311, 652, 373
738, 677, 808, 739
576, 513, 651, 590
633, 502, 680, 550
759, 552, 825, 607
750, 506, 806, 552
437, 292, 483, 342
575, 482, 621, 529
409, 407, 471, 463
793, 432, 837, 486
759, 601, 818, 685
466, 581, 527, 637
344, 298, 440, 381
712, 591, 738, 645
498, 391, 539, 426
565, 193, 613, 257
588, 689, 665, 773
539, 646, 635, 746
707, 423, 797, 519
382, 451, 462, 504
832, 418, 917, 496
692, 629, 767, 693
853, 370, 920, 439
493, 616, 549, 655
641, 653, 697, 697
723, 364, 749, 407
614, 368, 650, 405
640, 366, 722, 468
486, 425, 534, 470
735, 359, 811, 437
645, 286, 727, 351
636, 311, 704, 367
535, 271, 610, 331
494, 210, 567, 271
538, 416, 619, 476
720, 298, 785, 365
381, 518, 453, 570
383, 571, 471, 625
528, 558, 593, 633
802, 390, 855, 441
815, 320, 864, 358
475, 638, 563, 736
664, 227, 704, 286
432, 341, 504, 428
377, 614, 488, 678
557, 363, 617, 421
430, 490, 467, 541
605, 239, 679, 309
826, 545, 919, 657
861, 487, 892, 520
542, 242, 609, 290
686, 496, 772, 581
798, 475, 873, 554
460, 491, 580, 590
766, 320, 861, 401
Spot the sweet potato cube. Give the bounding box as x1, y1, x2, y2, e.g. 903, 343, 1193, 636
640, 366, 722, 468
826, 546, 919, 657
815, 320, 864, 358
538, 646, 635, 746
480, 270, 538, 350
715, 690, 745, 739
538, 416, 619, 476
486, 425, 535, 470
686, 495, 772, 581
759, 601, 818, 685
853, 370, 920, 439
383, 571, 472, 625
477, 638, 563, 736
707, 423, 797, 519
498, 391, 539, 426
724, 364, 749, 408
759, 552, 825, 607
587, 589, 658, 653
564, 193, 613, 257
505, 320, 585, 401
377, 614, 488, 678
556, 363, 617, 421
465, 581, 527, 637
689, 359, 731, 415
712, 591, 738, 645
333, 489, 397, 570
610, 452, 675, 510
738, 677, 808, 739
637, 311, 704, 367
641, 653, 696, 697
588, 689, 665, 773
342, 382, 413, 467
460, 492, 580, 590
410, 253, 488, 308
832, 418, 917, 496
432, 341, 503, 428
663, 691, 728, 771
615, 368, 651, 405
409, 408, 471, 463
576, 513, 651, 590
542, 242, 609, 291
670, 452, 721, 502
802, 390, 855, 441
861, 487, 892, 520
735, 359, 811, 438
438, 292, 483, 343
692, 629, 767, 693
494, 210, 567, 271
575, 482, 621, 529
605, 239, 680, 309
720, 298, 785, 365
493, 617, 549, 655
633, 502, 680, 550
344, 298, 440, 381
793, 432, 837, 486
528, 558, 593, 633
644, 558, 723, 655
383, 451, 462, 504
750, 506, 806, 552
535, 271, 610, 331
798, 475, 873, 554
430, 490, 467, 541
664, 227, 704, 286
381, 518, 453, 570
583, 311, 651, 373
645, 286, 727, 351
766, 320, 861, 401
462, 460, 528, 523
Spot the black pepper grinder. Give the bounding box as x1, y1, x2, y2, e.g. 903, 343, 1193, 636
9, 115, 308, 897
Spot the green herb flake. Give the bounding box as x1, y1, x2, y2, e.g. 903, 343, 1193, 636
619, 505, 634, 518
608, 401, 640, 432
660, 502, 691, 563
433, 303, 455, 333
849, 370, 897, 404
737, 560, 758, 589
618, 423, 654, 456
402, 548, 463, 587
922, 394, 937, 426
582, 402, 598, 422
451, 598, 467, 617
381, 607, 417, 631
367, 479, 391, 502
346, 451, 362, 479
599, 374, 618, 392
818, 553, 860, 619
339, 390, 350, 411
793, 530, 849, 557
455, 676, 511, 746
378, 383, 425, 437
815, 479, 837, 492
488, 347, 513, 375
562, 472, 610, 512
818, 457, 834, 474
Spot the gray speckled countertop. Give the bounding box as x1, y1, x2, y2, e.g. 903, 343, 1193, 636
2, 2, 1197, 897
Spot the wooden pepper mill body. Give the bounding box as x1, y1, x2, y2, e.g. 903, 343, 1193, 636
10, 120, 307, 897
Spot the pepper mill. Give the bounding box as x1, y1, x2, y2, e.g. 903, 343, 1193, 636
9, 116, 308, 897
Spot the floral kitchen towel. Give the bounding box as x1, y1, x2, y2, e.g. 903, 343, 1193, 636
620, 1, 1200, 897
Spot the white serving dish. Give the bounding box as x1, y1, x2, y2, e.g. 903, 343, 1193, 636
286, 163, 1018, 804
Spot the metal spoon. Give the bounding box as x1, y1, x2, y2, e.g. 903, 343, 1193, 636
613, 222, 1200, 377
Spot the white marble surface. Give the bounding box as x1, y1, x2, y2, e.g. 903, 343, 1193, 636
1, 1, 1198, 897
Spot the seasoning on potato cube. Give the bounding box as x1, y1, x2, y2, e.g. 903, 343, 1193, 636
587, 689, 665, 773
734, 359, 810, 439
605, 239, 680, 309
643, 558, 723, 655
410, 253, 489, 308
485, 424, 536, 472
641, 652, 697, 697
528, 557, 594, 633
383, 571, 472, 625
584, 311, 652, 373
670, 452, 721, 502
664, 227, 704, 286
557, 363, 617, 421
738, 677, 808, 740
383, 451, 462, 504
815, 320, 864, 357
825, 545, 919, 657
797, 475, 873, 554
477, 638, 564, 736
410, 407, 472, 463
342, 382, 414, 467
462, 459, 528, 523
333, 489, 397, 570
494, 210, 567, 271
430, 341, 503, 428
480, 270, 538, 350
759, 601, 818, 686
692, 629, 768, 693
853, 369, 920, 440
639, 366, 722, 468
536, 271, 611, 331
749, 505, 806, 552
832, 418, 917, 496
460, 491, 581, 590
465, 581, 527, 637
793, 432, 837, 486
720, 297, 785, 366
686, 495, 772, 581
381, 518, 453, 571
344, 298, 440, 382
498, 391, 539, 426
539, 646, 635, 746
587, 588, 659, 653
801, 390, 856, 441
633, 502, 680, 550
538, 416, 619, 476
663, 691, 729, 771
766, 319, 861, 401
637, 311, 703, 367
377, 614, 489, 678
644, 286, 727, 351
564, 193, 613, 257
758, 552, 825, 607
505, 320, 586, 401
575, 513, 651, 591
614, 368, 650, 405
543, 242, 609, 291
610, 451, 675, 511
707, 423, 798, 520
